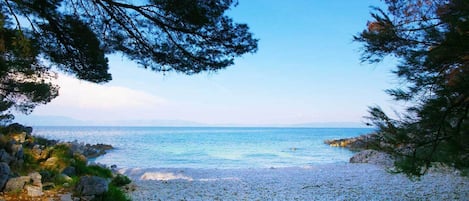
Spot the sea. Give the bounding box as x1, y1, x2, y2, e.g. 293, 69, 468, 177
31, 127, 373, 169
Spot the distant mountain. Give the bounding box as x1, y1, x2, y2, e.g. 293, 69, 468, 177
14, 115, 206, 127
289, 122, 367, 128
14, 115, 88, 126
14, 115, 367, 128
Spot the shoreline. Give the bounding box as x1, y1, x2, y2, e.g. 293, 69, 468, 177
122, 163, 469, 201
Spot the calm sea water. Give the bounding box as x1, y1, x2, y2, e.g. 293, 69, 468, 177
32, 127, 372, 169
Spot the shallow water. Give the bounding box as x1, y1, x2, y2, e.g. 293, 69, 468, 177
32, 127, 372, 169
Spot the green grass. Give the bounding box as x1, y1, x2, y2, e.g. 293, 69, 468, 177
111, 174, 131, 187
92, 184, 131, 201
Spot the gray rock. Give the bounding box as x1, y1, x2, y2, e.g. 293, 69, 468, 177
0, 162, 11, 190
60, 193, 74, 201
76, 176, 109, 196
25, 185, 42, 197
28, 172, 42, 187
10, 144, 24, 160
4, 176, 30, 192
62, 166, 76, 177
350, 149, 394, 167
0, 149, 12, 164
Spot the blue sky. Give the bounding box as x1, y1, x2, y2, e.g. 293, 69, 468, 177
18, 1, 400, 126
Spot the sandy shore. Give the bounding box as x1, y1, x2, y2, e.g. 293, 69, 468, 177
120, 163, 469, 201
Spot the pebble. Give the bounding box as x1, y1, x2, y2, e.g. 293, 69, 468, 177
122, 163, 469, 201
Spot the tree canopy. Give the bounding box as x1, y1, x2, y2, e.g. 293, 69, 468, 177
0, 0, 258, 122
355, 0, 468, 176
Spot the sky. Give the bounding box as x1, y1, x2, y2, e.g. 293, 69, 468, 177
17, 1, 401, 126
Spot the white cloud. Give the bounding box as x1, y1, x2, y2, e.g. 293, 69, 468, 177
32, 74, 168, 120
55, 74, 166, 109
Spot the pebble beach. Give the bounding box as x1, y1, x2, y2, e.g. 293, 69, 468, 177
121, 163, 469, 201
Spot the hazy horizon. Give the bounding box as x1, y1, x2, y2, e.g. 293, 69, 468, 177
15, 115, 368, 128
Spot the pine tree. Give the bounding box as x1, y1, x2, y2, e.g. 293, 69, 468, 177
355, 0, 468, 176
0, 0, 258, 122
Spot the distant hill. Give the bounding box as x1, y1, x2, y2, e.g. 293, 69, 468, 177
14, 115, 367, 128
14, 115, 206, 127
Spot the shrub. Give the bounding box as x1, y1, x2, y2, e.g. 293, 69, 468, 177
92, 184, 131, 201
111, 174, 131, 187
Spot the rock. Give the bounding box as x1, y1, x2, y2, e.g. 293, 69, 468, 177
28, 172, 41, 187
60, 193, 74, 201
325, 134, 380, 151
10, 144, 24, 159
0, 162, 11, 190
41, 157, 59, 170
76, 176, 109, 196
25, 185, 42, 197
4, 176, 30, 192
350, 149, 394, 167
62, 166, 76, 177
0, 149, 12, 164
31, 145, 49, 161
11, 132, 27, 144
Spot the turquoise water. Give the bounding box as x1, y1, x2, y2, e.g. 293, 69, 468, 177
32, 127, 372, 169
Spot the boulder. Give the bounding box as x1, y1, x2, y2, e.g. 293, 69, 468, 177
4, 176, 30, 192
28, 172, 42, 187
350, 149, 394, 167
76, 176, 109, 196
0, 149, 12, 164
325, 134, 379, 151
10, 144, 24, 159
62, 166, 76, 177
0, 162, 11, 190
41, 157, 60, 170
31, 145, 49, 161
25, 185, 42, 197
11, 132, 27, 144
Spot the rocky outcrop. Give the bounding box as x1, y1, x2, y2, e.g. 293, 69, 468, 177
25, 172, 43, 197
0, 149, 12, 164
0, 123, 121, 200
350, 149, 394, 167
76, 176, 109, 196
67, 141, 113, 158
0, 162, 10, 190
324, 134, 380, 151
4, 176, 30, 192
3, 172, 43, 197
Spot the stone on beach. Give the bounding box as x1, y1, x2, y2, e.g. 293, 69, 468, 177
349, 149, 394, 167
124, 164, 469, 201
76, 176, 109, 196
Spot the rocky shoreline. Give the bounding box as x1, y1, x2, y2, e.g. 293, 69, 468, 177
0, 123, 130, 201
324, 133, 397, 167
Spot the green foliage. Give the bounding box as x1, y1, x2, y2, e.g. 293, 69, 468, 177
75, 164, 113, 178
356, 0, 469, 176
93, 184, 131, 201
50, 144, 73, 159
0, 0, 257, 122
111, 174, 131, 187
17, 148, 40, 174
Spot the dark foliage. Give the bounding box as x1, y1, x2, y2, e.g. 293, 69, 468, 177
356, 0, 468, 176
0, 0, 258, 122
